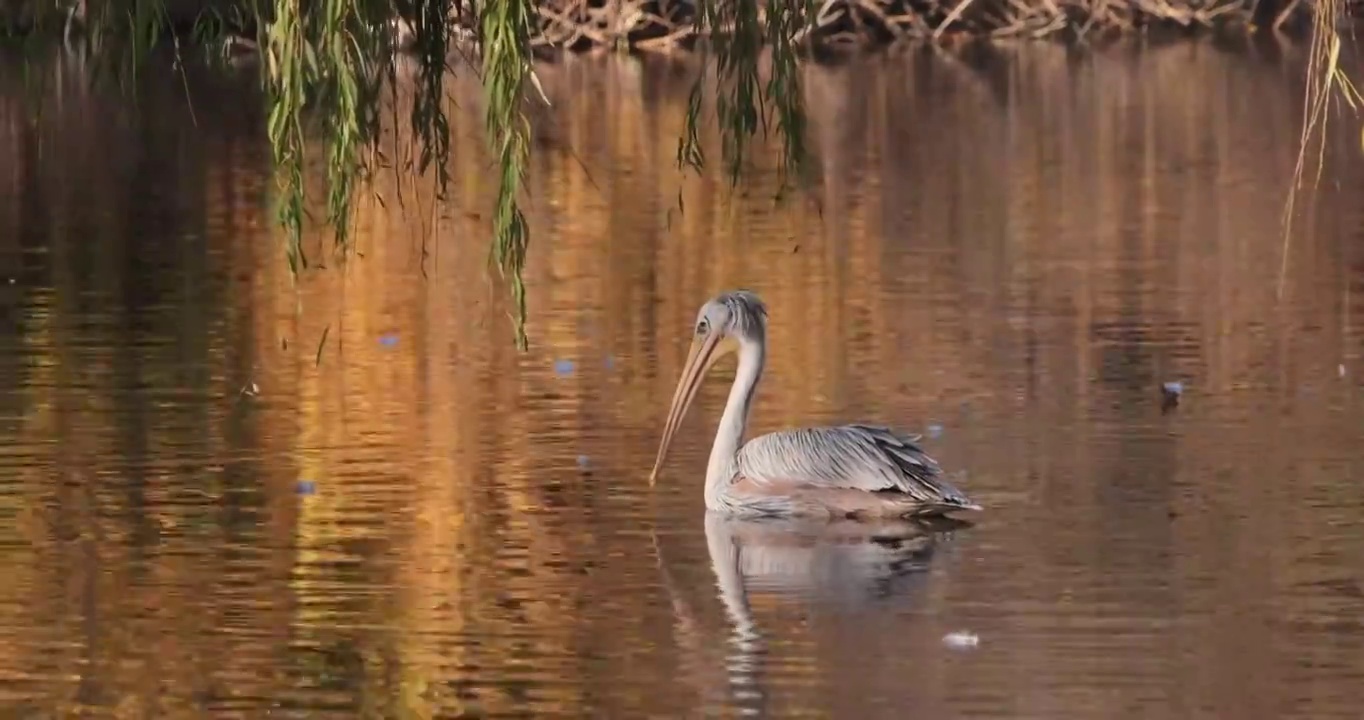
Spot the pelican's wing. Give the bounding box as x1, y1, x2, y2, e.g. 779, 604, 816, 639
736, 424, 974, 507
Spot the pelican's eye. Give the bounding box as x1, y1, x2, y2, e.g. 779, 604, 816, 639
695, 318, 710, 336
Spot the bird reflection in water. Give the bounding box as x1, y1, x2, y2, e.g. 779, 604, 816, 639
652, 513, 969, 715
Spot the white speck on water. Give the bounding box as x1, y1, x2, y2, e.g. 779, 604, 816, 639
1340, 364, 1347, 378
943, 631, 979, 649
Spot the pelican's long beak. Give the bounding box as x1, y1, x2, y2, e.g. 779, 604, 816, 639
650, 332, 725, 486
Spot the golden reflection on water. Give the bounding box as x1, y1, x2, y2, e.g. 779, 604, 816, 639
1, 39, 1364, 718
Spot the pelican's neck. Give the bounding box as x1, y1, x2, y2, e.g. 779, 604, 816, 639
706, 335, 765, 507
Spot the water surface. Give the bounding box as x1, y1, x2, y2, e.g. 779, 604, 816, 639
1, 40, 1364, 719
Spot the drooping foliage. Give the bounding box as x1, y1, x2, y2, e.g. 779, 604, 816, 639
5, 0, 1358, 346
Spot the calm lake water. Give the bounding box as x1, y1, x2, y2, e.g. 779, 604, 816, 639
2, 38, 1364, 719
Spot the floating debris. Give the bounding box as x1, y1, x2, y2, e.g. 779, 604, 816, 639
239, 382, 259, 398
576, 455, 590, 468
942, 631, 980, 649
296, 480, 317, 496
379, 334, 399, 347
926, 422, 944, 440
604, 356, 616, 371
1340, 364, 1347, 378
1161, 381, 1183, 412
554, 359, 576, 376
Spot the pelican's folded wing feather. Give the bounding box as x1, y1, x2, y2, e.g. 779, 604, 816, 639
736, 424, 973, 507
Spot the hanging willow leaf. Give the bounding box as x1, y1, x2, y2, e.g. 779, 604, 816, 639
55, 0, 1357, 352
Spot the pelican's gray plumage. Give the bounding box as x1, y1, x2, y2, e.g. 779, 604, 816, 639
650, 290, 981, 519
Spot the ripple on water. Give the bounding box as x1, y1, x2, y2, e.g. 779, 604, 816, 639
6, 44, 1364, 720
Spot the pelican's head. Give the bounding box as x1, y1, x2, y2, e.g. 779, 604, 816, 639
650, 290, 768, 484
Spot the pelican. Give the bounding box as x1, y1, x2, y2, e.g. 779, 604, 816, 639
650, 290, 982, 519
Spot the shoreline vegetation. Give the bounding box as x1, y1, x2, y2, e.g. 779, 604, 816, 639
2, 0, 1360, 347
